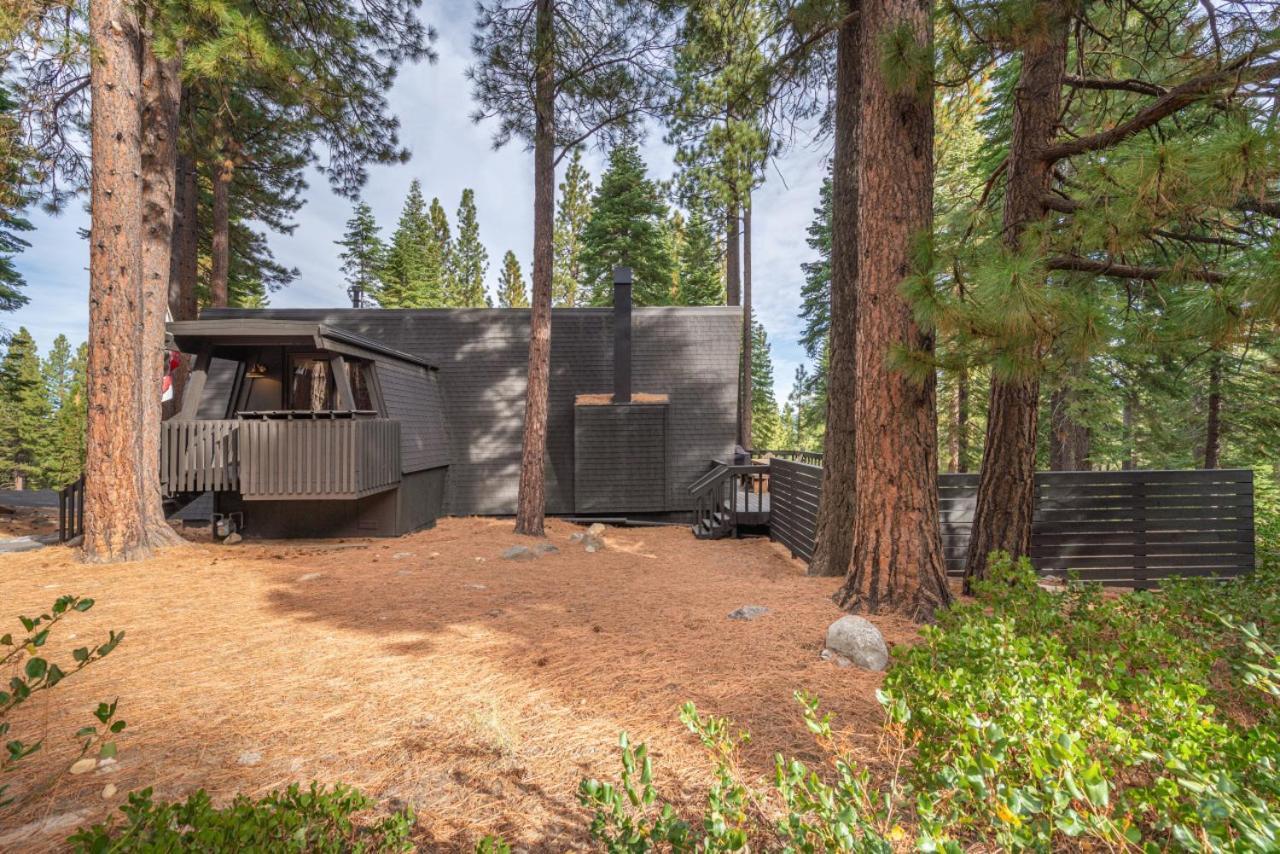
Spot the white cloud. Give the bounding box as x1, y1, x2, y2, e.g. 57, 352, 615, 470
8, 0, 828, 403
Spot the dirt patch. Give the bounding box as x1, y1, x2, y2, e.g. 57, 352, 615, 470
0, 518, 919, 851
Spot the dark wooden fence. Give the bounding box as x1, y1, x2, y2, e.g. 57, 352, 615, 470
769, 461, 1255, 586
58, 475, 85, 542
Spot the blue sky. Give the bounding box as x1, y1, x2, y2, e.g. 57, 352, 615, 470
8, 0, 831, 403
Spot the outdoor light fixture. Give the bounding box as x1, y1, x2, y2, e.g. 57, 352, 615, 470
245, 362, 269, 378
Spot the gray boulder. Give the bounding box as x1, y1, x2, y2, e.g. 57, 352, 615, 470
727, 605, 769, 621
824, 615, 889, 671
501, 545, 537, 561
532, 543, 559, 556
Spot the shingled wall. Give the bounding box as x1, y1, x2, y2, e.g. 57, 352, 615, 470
203, 307, 741, 516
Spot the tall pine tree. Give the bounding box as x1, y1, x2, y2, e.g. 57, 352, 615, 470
451, 189, 491, 307
377, 180, 441, 307
0, 328, 50, 489
579, 142, 675, 306
497, 250, 529, 308
677, 208, 724, 305
336, 201, 385, 307
552, 148, 593, 307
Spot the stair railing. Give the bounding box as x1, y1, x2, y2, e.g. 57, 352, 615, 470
689, 462, 771, 536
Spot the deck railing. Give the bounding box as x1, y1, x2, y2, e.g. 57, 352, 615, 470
161, 418, 400, 500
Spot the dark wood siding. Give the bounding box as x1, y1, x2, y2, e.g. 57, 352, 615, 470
202, 307, 740, 516
375, 359, 450, 473
574, 404, 668, 512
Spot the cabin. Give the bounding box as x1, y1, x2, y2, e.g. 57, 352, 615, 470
162, 275, 741, 538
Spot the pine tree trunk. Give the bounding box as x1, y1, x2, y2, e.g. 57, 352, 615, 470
963, 5, 1068, 589
952, 366, 969, 472
514, 0, 555, 537
808, 0, 859, 578
210, 149, 232, 308
170, 153, 198, 320
1204, 355, 1222, 469
740, 193, 753, 448
833, 0, 951, 620
726, 201, 740, 306
1121, 388, 1137, 470
1048, 386, 1090, 470
138, 34, 184, 546
84, 0, 149, 562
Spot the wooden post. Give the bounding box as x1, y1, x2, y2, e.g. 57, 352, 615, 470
179, 346, 212, 420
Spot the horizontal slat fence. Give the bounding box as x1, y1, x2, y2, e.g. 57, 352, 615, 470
772, 462, 1255, 587
162, 419, 400, 500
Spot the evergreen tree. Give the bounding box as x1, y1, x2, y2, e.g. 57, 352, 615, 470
47, 341, 87, 488
677, 208, 724, 306
41, 334, 75, 413
0, 84, 31, 315
429, 196, 453, 301
336, 201, 385, 307
377, 180, 441, 307
664, 210, 685, 303
0, 328, 50, 488
497, 251, 529, 308
579, 143, 675, 306
798, 174, 832, 361
451, 189, 491, 307
750, 316, 782, 450
553, 148, 593, 307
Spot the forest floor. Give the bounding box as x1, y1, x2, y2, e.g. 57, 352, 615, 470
0, 517, 924, 851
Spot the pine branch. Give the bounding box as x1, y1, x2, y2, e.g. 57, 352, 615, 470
1063, 75, 1167, 96
1047, 254, 1226, 284
1041, 54, 1280, 162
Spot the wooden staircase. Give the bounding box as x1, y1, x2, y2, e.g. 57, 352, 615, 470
689, 461, 771, 540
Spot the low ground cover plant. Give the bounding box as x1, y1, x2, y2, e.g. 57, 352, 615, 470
68, 783, 415, 853
580, 550, 1280, 851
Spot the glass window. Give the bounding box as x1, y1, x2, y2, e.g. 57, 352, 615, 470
288, 356, 334, 411
349, 362, 376, 411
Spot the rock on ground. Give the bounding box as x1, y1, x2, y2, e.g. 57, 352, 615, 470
727, 605, 769, 621
502, 545, 538, 561
824, 615, 889, 671
237, 750, 263, 766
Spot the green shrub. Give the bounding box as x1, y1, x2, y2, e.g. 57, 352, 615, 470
1, 595, 125, 809
67, 782, 415, 853
882, 552, 1280, 850
580, 553, 1280, 851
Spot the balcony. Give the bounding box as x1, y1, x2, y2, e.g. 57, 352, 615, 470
161, 416, 401, 501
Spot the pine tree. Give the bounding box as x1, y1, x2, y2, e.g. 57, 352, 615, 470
0, 328, 51, 488
429, 196, 453, 302
497, 251, 529, 308
799, 174, 832, 361
750, 316, 782, 450
41, 334, 75, 412
451, 189, 491, 307
579, 142, 675, 306
47, 342, 87, 488
0, 83, 31, 314
553, 148, 593, 307
336, 201, 384, 307
677, 208, 724, 305
377, 180, 441, 307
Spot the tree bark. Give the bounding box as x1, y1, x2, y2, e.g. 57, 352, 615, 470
138, 33, 184, 546
1121, 388, 1137, 469
951, 366, 969, 472
740, 192, 752, 447
1048, 385, 1090, 470
963, 5, 1069, 590
833, 0, 951, 620
1203, 354, 1222, 469
514, 0, 555, 536
209, 148, 232, 308
84, 0, 149, 562
725, 200, 740, 306
170, 150, 198, 320
807, 0, 859, 578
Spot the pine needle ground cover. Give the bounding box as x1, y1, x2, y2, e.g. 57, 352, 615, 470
0, 518, 915, 850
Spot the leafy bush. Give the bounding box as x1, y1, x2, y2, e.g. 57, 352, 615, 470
1, 595, 125, 809
67, 782, 414, 853
580, 554, 1280, 851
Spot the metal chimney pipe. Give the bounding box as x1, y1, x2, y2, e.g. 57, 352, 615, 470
613, 266, 632, 404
